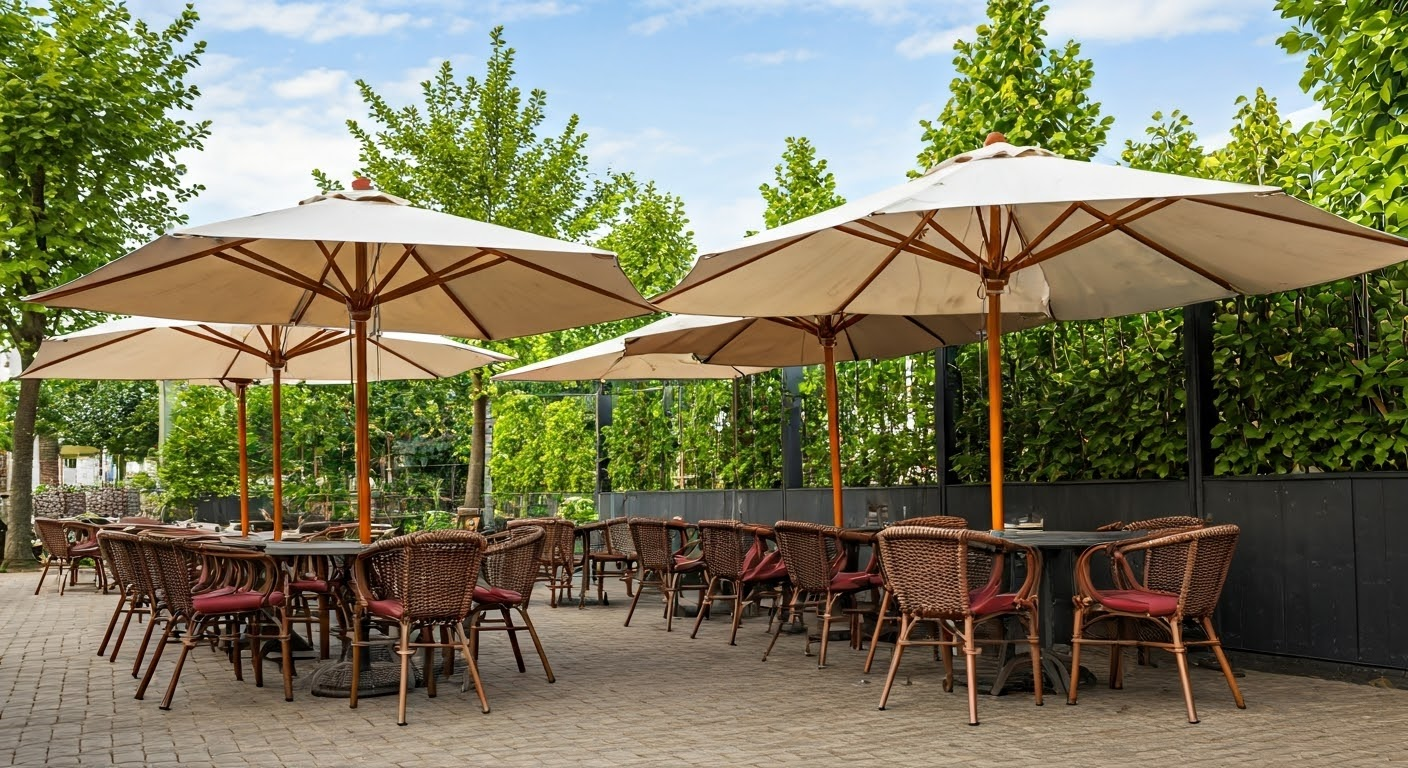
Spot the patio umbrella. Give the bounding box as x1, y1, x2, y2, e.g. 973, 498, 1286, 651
27, 181, 652, 542
654, 134, 1408, 531
623, 310, 1049, 526
21, 315, 512, 537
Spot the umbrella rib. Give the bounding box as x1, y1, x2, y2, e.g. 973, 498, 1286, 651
653, 233, 817, 303
31, 239, 256, 303
841, 220, 977, 272
375, 251, 498, 303
1011, 202, 1082, 261
290, 260, 336, 324
1187, 196, 1408, 246
695, 319, 758, 365
369, 337, 443, 378
1077, 202, 1240, 292
176, 325, 271, 362
405, 249, 492, 339
902, 316, 951, 347
370, 245, 417, 297
487, 250, 659, 314
20, 329, 154, 377
283, 328, 345, 358
316, 241, 356, 296
833, 212, 939, 314
219, 248, 344, 302
1008, 198, 1177, 273
927, 221, 984, 266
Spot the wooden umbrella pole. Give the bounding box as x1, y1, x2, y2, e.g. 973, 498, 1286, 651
987, 290, 1005, 532
823, 335, 844, 527
354, 310, 372, 544
271, 363, 284, 541
235, 381, 250, 537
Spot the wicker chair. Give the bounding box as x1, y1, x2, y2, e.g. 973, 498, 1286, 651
689, 520, 787, 644
349, 529, 490, 725
579, 518, 637, 608
763, 520, 876, 668
134, 538, 293, 710
33, 518, 106, 595
467, 526, 555, 683
283, 549, 346, 661
507, 518, 577, 607
1068, 524, 1245, 724
624, 518, 705, 632
873, 525, 1042, 725
863, 515, 970, 673
95, 531, 153, 665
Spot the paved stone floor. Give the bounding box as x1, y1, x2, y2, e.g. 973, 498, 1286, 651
2, 571, 1406, 767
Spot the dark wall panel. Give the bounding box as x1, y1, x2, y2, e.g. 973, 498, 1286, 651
1352, 478, 1408, 668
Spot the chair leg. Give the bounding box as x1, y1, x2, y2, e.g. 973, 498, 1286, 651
877, 615, 912, 710
516, 608, 555, 683
501, 607, 527, 673
34, 559, 52, 596
396, 622, 413, 726
133, 611, 163, 679
939, 622, 955, 692
159, 630, 200, 711
623, 572, 647, 627
1067, 606, 1087, 705
250, 614, 265, 689
1170, 621, 1200, 724
963, 617, 980, 726
109, 601, 142, 664
818, 592, 842, 669
280, 605, 294, 702
690, 576, 718, 639
349, 611, 363, 710
728, 584, 750, 646
664, 573, 678, 632
762, 595, 795, 662
1024, 610, 1043, 706
136, 618, 178, 700
58, 560, 69, 596
454, 623, 490, 714
863, 590, 891, 674
98, 593, 130, 656
1201, 617, 1246, 709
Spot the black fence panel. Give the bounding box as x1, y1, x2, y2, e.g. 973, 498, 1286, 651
1349, 477, 1408, 669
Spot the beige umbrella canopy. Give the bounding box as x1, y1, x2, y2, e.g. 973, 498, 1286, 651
656, 135, 1408, 530
21, 315, 512, 536
27, 183, 651, 542
493, 314, 774, 383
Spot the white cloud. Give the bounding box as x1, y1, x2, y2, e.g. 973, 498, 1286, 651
691, 195, 766, 252
272, 68, 351, 100
895, 27, 964, 60
481, 1, 581, 22
736, 48, 818, 66
629, 0, 928, 36
591, 127, 699, 172
198, 0, 415, 43
1044, 0, 1265, 43
1285, 104, 1329, 128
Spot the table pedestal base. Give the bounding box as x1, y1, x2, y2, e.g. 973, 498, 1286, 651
308, 645, 422, 699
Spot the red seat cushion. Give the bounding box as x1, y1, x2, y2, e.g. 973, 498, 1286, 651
866, 573, 886, 589
473, 585, 523, 605
829, 571, 872, 592
291, 579, 331, 594
367, 598, 404, 620
70, 542, 100, 556
1093, 588, 1179, 616
674, 555, 705, 572
193, 590, 284, 614
743, 559, 788, 584
969, 587, 1019, 616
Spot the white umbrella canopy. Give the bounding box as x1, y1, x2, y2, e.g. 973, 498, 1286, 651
656, 136, 1408, 530
493, 315, 773, 382
26, 183, 652, 543
20, 315, 512, 536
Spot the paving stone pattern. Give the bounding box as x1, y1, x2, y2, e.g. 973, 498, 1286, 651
2, 572, 1406, 767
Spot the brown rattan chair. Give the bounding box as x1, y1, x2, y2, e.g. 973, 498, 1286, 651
467, 526, 555, 683
1068, 524, 1245, 724
96, 531, 153, 664
690, 520, 787, 644
507, 517, 577, 607
873, 525, 1042, 725
579, 518, 637, 608
349, 529, 490, 725
33, 517, 106, 595
763, 520, 876, 668
284, 549, 345, 661
134, 538, 293, 710
624, 518, 705, 632
862, 515, 970, 673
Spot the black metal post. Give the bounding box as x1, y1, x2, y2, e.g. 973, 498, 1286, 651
1183, 303, 1216, 519
781, 366, 803, 489
595, 381, 612, 496
934, 347, 960, 515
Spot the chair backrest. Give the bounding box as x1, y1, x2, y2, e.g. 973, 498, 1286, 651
627, 518, 676, 573
773, 520, 846, 593
695, 520, 756, 581
481, 526, 546, 606
508, 518, 576, 566
902, 515, 969, 529
97, 531, 137, 595
356, 530, 487, 622
1122, 516, 1204, 531
604, 518, 635, 556
139, 535, 199, 618
1122, 517, 1205, 592
1118, 524, 1239, 618
34, 517, 73, 559
876, 526, 996, 617
103, 530, 157, 603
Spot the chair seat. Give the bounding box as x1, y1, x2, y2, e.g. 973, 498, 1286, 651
367, 598, 403, 620
291, 579, 332, 594
743, 559, 788, 584
193, 589, 284, 614
70, 542, 100, 557
673, 555, 705, 572
473, 585, 523, 605
1091, 588, 1179, 616
866, 573, 886, 589
969, 585, 1019, 616
829, 571, 872, 592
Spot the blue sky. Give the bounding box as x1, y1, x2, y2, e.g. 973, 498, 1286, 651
147, 0, 1324, 253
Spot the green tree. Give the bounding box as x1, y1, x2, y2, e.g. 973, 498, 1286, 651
38, 380, 158, 476
1120, 110, 1206, 175
755, 137, 846, 233
158, 385, 238, 510
915, 0, 1113, 169
317, 27, 693, 512
0, 0, 207, 568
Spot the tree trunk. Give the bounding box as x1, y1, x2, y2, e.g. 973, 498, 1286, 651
4, 378, 42, 570
464, 369, 487, 512
37, 433, 59, 487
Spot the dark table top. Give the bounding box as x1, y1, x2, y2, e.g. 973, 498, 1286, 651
995, 529, 1142, 549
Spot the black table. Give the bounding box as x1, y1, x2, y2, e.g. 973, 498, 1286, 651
989, 529, 1142, 696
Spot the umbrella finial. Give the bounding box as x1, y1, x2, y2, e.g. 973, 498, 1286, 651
351, 177, 373, 191
984, 131, 1007, 146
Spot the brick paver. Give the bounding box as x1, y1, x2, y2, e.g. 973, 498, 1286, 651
2, 571, 1405, 767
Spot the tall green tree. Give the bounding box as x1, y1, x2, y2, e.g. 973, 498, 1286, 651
37, 380, 158, 475
755, 137, 845, 233
915, 0, 1113, 169
0, 0, 206, 568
